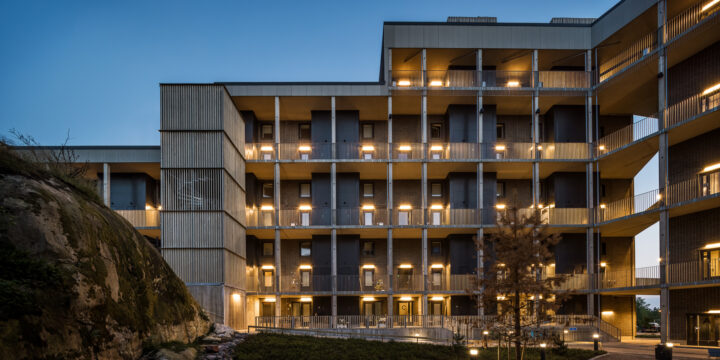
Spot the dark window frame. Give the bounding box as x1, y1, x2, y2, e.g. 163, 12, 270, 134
300, 241, 312, 257
430, 123, 443, 140
261, 124, 274, 141
431, 182, 442, 197
262, 183, 273, 198
431, 241, 442, 256
496, 123, 505, 139
299, 182, 311, 198
298, 122, 311, 141
361, 123, 374, 139
262, 242, 274, 256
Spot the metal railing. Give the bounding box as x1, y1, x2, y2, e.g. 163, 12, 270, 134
666, 0, 720, 41
337, 274, 390, 292
278, 208, 331, 227
426, 208, 480, 226
426, 142, 479, 160
538, 143, 589, 160
336, 208, 389, 226
246, 207, 275, 227
391, 70, 589, 89
245, 143, 275, 161
599, 31, 657, 82
426, 70, 477, 88
538, 71, 591, 89
665, 91, 720, 129
393, 209, 424, 226
482, 70, 533, 88
668, 259, 720, 284
542, 208, 588, 225
278, 143, 333, 160
483, 142, 535, 160
392, 143, 424, 160
596, 115, 659, 155
390, 70, 424, 87
280, 275, 333, 292
596, 189, 662, 223
115, 209, 160, 228
597, 265, 661, 289
393, 275, 425, 291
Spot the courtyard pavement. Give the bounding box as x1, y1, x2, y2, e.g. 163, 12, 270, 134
571, 339, 712, 359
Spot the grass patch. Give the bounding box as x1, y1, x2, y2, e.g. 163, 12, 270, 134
233, 333, 604, 360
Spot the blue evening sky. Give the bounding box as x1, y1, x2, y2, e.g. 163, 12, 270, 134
0, 0, 658, 306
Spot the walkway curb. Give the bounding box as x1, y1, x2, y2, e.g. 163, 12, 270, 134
589, 354, 612, 360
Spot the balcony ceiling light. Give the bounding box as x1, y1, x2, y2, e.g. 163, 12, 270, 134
430, 296, 444, 301
430, 204, 444, 210
399, 264, 413, 269
362, 264, 375, 269
702, 0, 720, 13
702, 163, 720, 173
362, 204, 375, 210
299, 265, 312, 270
261, 205, 274, 211
362, 145, 375, 152
362, 296, 376, 302
598, 145, 606, 151
599, 204, 606, 209
260, 145, 273, 152
703, 242, 720, 249
145, 205, 154, 210
600, 262, 607, 267
469, 349, 479, 356
298, 145, 312, 152
398, 80, 411, 87
430, 264, 444, 269
263, 297, 276, 302
497, 295, 506, 300
601, 310, 614, 315
506, 81, 520, 87
399, 204, 412, 210
495, 204, 506, 210
300, 297, 312, 302
398, 145, 412, 151
299, 205, 312, 211
495, 145, 506, 151
707, 310, 720, 314
550, 263, 556, 267
232, 293, 241, 301
261, 265, 275, 270
399, 296, 413, 301
430, 145, 443, 151
429, 80, 443, 87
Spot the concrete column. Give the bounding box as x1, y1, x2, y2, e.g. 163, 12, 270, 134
421, 49, 427, 87
657, 0, 670, 342
387, 48, 392, 85
331, 228, 337, 324
532, 49, 539, 87
102, 163, 111, 207
331, 96, 336, 160
532, 94, 540, 206
273, 96, 281, 316
275, 230, 281, 315
387, 228, 394, 319
476, 49, 483, 87
422, 229, 428, 316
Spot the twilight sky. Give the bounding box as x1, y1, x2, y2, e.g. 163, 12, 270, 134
0, 0, 659, 305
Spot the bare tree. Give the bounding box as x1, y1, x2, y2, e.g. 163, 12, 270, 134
471, 202, 566, 360
7, 128, 88, 179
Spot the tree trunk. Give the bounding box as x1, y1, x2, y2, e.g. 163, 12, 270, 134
515, 290, 522, 360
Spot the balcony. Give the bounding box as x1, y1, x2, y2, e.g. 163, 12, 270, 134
596, 115, 659, 156
247, 272, 276, 294
666, 0, 720, 42
115, 209, 159, 228
278, 208, 331, 227
667, 171, 720, 206
537, 143, 589, 160
596, 189, 662, 223
338, 274, 390, 292
390, 70, 590, 89
664, 89, 720, 129
515, 208, 589, 225
597, 266, 661, 290
426, 208, 480, 226
598, 31, 657, 83
393, 274, 425, 292
427, 274, 475, 292
392, 209, 424, 226
280, 275, 333, 293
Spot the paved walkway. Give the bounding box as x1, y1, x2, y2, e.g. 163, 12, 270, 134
571, 339, 711, 359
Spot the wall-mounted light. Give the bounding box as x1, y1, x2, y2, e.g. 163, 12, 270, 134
362, 145, 375, 152
299, 205, 312, 211
232, 293, 241, 301
362, 264, 375, 269
362, 204, 376, 210
601, 310, 614, 315
600, 262, 607, 267
470, 348, 479, 356
263, 297, 276, 303
260, 145, 273, 152
399, 264, 413, 269
261, 265, 275, 270
550, 263, 556, 267
598, 145, 606, 151
399, 204, 412, 210
430, 264, 444, 269
707, 310, 720, 314
398, 145, 412, 151
593, 333, 600, 339
299, 265, 312, 270
145, 205, 154, 210
497, 295, 506, 300
398, 80, 411, 87
495, 145, 506, 151
430, 296, 444, 301
298, 145, 312, 152
362, 296, 376, 302
300, 297, 312, 302
657, 257, 663, 263
656, 194, 662, 200
261, 205, 274, 211
703, 242, 720, 250
702, 0, 720, 12
399, 296, 413, 301
430, 204, 444, 210
702, 163, 720, 173
430, 145, 443, 151
599, 204, 606, 209
429, 80, 443, 87
495, 204, 506, 210
507, 81, 520, 87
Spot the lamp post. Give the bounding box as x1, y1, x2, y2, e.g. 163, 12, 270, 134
593, 333, 600, 351
483, 330, 489, 349
540, 343, 547, 360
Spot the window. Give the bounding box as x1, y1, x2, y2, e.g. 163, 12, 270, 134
496, 182, 505, 198
300, 241, 311, 257
363, 269, 374, 287
701, 249, 720, 278
261, 124, 274, 141
431, 241, 442, 256
398, 210, 409, 225
363, 183, 374, 198
262, 183, 273, 198
263, 242, 274, 256
431, 183, 442, 197
496, 123, 505, 139
300, 183, 311, 198
362, 241, 375, 256
430, 123, 443, 140
298, 123, 311, 140
301, 270, 311, 288
432, 270, 442, 287
601, 184, 607, 198
263, 270, 274, 288
362, 123, 374, 139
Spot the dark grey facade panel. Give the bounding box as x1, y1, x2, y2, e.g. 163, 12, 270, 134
590, 0, 658, 47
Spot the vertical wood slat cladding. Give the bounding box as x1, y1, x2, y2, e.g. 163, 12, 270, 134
161, 132, 223, 168
161, 85, 223, 130
161, 169, 224, 211
670, 287, 720, 340
668, 128, 720, 184
669, 207, 720, 263
667, 41, 720, 106
161, 212, 224, 248
225, 252, 246, 289
162, 248, 224, 283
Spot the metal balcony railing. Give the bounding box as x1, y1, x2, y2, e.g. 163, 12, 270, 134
426, 208, 480, 226
596, 189, 662, 223
390, 70, 589, 89
426, 142, 479, 160
596, 115, 659, 155
482, 142, 535, 160
280, 275, 333, 292
278, 143, 333, 160
393, 274, 425, 291
392, 143, 424, 160
482, 70, 533, 88
668, 259, 720, 284
248, 272, 276, 293
538, 142, 589, 160
392, 209, 424, 226
245, 143, 275, 161
537, 71, 591, 89
599, 31, 657, 82
390, 70, 424, 87
665, 91, 720, 129
246, 207, 275, 227
115, 209, 160, 228
426, 70, 477, 88
666, 0, 720, 41
667, 172, 720, 206
278, 208, 332, 227
597, 265, 661, 289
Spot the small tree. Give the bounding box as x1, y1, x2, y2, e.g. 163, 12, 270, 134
471, 202, 566, 360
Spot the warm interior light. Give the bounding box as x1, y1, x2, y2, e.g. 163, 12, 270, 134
430, 264, 444, 269
157, 205, 162, 210
430, 296, 444, 301
507, 81, 520, 87
299, 205, 312, 211
469, 349, 479, 356
398, 204, 412, 210
707, 310, 720, 314
563, 329, 569, 334
430, 145, 443, 151
232, 293, 241, 301
483, 330, 490, 335
398, 80, 411, 87
362, 264, 375, 269
550, 263, 556, 267
600, 262, 607, 267
261, 205, 274, 211
260, 145, 273, 152
656, 194, 662, 200
398, 145, 412, 151
362, 204, 375, 210
263, 297, 276, 303
399, 296, 413, 301
261, 265, 275, 270
702, 163, 720, 173
299, 265, 312, 270
495, 144, 506, 151
666, 343, 674, 348
300, 297, 312, 302
145, 205, 154, 210
298, 145, 312, 152
495, 204, 506, 210
601, 310, 614, 315
540, 343, 547, 348
703, 243, 720, 250
429, 80, 443, 87
362, 145, 375, 152
600, 204, 606, 209
497, 295, 506, 300
362, 296, 376, 302
399, 264, 413, 269
430, 204, 444, 210
658, 257, 663, 262
598, 145, 606, 151
702, 0, 720, 13
593, 333, 600, 339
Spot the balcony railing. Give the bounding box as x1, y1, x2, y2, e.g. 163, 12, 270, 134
392, 143, 424, 160
426, 208, 480, 226
247, 272, 276, 293
482, 142, 535, 160
278, 208, 332, 227
390, 70, 590, 89
666, 0, 720, 41
523, 208, 588, 225
426, 142, 479, 160
668, 259, 720, 284
246, 207, 275, 227
596, 115, 659, 155
538, 143, 589, 160
278, 143, 333, 160
667, 172, 720, 206
393, 209, 424, 226
390, 70, 424, 87
393, 274, 425, 291
337, 274, 390, 292
599, 31, 657, 82
538, 71, 591, 89
482, 70, 533, 88
426, 70, 477, 88
115, 209, 159, 228
596, 189, 662, 223
280, 275, 333, 292
665, 91, 720, 129
598, 266, 661, 289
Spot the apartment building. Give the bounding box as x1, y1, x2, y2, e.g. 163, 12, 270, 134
66, 0, 720, 346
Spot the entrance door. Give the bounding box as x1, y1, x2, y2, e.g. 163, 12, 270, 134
687, 314, 720, 346
430, 302, 443, 315
262, 303, 274, 317
398, 301, 412, 316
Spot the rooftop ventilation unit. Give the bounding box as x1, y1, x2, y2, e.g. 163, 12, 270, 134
549, 17, 595, 25
447, 16, 497, 23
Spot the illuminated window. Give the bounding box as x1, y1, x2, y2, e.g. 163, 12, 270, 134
701, 249, 720, 279
364, 268, 374, 287
432, 269, 442, 287
300, 183, 311, 198
301, 269, 311, 288
263, 270, 274, 288
298, 123, 311, 141
261, 124, 273, 141
300, 241, 311, 257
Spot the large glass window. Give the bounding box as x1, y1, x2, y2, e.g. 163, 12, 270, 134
300, 241, 312, 257
701, 249, 720, 278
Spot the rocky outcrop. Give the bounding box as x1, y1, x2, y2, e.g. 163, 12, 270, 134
0, 146, 211, 359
